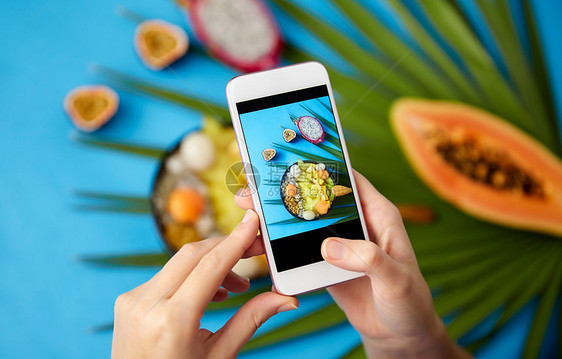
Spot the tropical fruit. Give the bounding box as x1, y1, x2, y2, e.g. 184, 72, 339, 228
391, 98, 562, 236
166, 187, 206, 224
184, 0, 282, 72
134, 20, 189, 70
283, 128, 296, 142
293, 116, 325, 144
64, 85, 118, 132
262, 148, 276, 161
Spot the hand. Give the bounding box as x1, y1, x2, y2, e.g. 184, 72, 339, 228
111, 210, 298, 359
235, 171, 471, 358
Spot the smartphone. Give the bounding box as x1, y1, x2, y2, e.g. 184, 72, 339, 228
226, 62, 370, 295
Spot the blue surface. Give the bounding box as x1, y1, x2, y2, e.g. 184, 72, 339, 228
240, 96, 357, 240
0, 0, 560, 358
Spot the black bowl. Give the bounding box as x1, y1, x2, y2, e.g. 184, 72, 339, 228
279, 160, 336, 220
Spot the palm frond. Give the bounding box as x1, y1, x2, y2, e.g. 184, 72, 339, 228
271, 142, 344, 164
413, 0, 534, 131
75, 135, 165, 159
80, 252, 170, 267
433, 243, 543, 318
473, 0, 559, 153
522, 0, 557, 123
74, 191, 151, 214
272, 0, 425, 96
342, 343, 365, 358
282, 44, 390, 117
331, 0, 480, 104
382, 0, 487, 103
93, 65, 231, 124
465, 247, 561, 353
522, 258, 562, 358
446, 243, 552, 340
89, 323, 114, 333
242, 303, 347, 352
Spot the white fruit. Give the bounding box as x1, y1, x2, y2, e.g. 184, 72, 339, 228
303, 210, 316, 220
316, 163, 326, 171
165, 154, 186, 174
289, 164, 301, 178
180, 132, 215, 172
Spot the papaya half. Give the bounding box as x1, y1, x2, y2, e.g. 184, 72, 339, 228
134, 20, 189, 70
64, 85, 119, 132
391, 98, 562, 236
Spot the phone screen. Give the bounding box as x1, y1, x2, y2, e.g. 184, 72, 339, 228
237, 85, 365, 272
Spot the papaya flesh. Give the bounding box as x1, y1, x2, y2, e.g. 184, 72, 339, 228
391, 98, 562, 236
63, 85, 118, 132
134, 20, 189, 70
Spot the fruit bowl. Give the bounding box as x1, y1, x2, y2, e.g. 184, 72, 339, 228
280, 160, 337, 221
149, 117, 269, 278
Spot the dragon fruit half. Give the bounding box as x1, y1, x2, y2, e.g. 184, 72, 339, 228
184, 0, 282, 73
293, 116, 325, 144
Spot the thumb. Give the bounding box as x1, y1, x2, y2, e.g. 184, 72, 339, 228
214, 292, 298, 355
321, 237, 398, 283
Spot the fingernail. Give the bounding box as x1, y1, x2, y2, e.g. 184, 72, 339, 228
240, 275, 250, 285
242, 209, 255, 223
277, 303, 298, 313
325, 238, 346, 260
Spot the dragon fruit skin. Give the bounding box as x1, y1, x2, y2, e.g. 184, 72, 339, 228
294, 116, 325, 144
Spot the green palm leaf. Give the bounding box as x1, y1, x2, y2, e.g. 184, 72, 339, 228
80, 252, 170, 267
414, 0, 533, 132
342, 343, 365, 358
522, 0, 557, 123
382, 0, 487, 104
75, 135, 165, 159
465, 248, 561, 353
522, 261, 562, 358
473, 0, 559, 153
446, 243, 552, 340
93, 65, 231, 124
272, 0, 425, 96
423, 239, 532, 288
331, 0, 480, 104
242, 303, 347, 352
271, 142, 344, 164
282, 44, 391, 117
74, 191, 151, 214
433, 242, 543, 317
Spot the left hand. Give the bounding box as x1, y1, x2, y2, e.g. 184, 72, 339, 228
111, 210, 298, 359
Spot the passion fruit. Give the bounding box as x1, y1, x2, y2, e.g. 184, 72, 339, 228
63, 85, 119, 132
134, 19, 189, 70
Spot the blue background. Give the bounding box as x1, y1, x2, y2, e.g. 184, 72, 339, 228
0, 0, 560, 358
240, 96, 357, 240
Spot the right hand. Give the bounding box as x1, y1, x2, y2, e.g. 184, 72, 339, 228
236, 170, 471, 358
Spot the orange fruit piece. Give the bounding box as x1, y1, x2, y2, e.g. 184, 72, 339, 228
167, 187, 206, 224
315, 199, 330, 215
285, 184, 297, 197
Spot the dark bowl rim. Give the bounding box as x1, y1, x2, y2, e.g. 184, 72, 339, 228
149, 132, 190, 254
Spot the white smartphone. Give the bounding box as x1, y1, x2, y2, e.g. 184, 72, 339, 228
226, 62, 370, 295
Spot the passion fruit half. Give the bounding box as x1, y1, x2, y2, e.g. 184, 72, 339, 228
134, 19, 189, 70
63, 85, 119, 132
